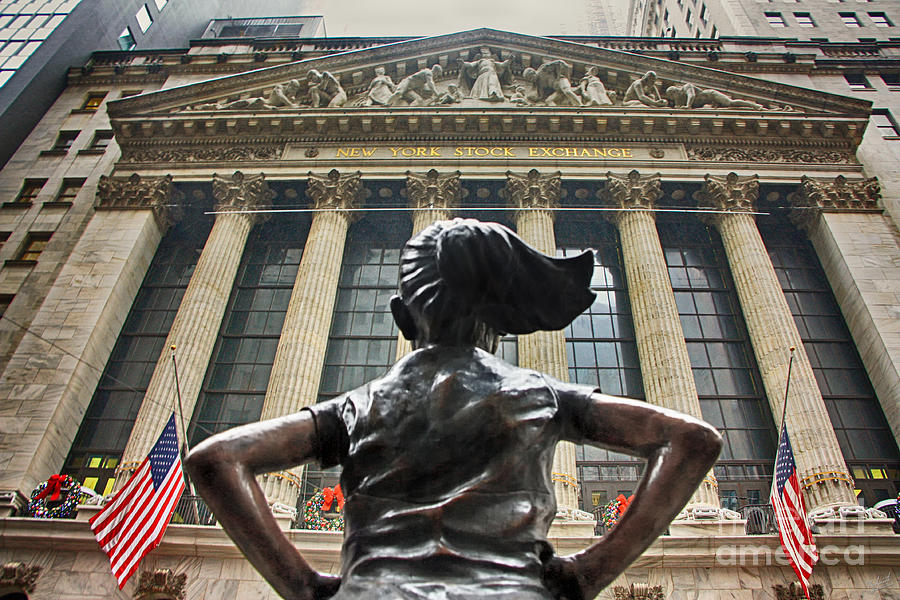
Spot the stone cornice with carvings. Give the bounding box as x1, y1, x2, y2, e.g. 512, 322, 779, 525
694, 173, 760, 213
212, 172, 276, 213
505, 169, 562, 211
788, 175, 881, 230
406, 169, 460, 210
0, 562, 42, 593
306, 169, 363, 213
95, 173, 180, 228
604, 170, 663, 211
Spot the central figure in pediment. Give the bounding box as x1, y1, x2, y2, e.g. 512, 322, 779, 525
457, 48, 514, 102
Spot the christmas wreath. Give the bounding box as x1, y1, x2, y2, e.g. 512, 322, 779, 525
601, 493, 633, 529
301, 485, 344, 531
26, 474, 84, 519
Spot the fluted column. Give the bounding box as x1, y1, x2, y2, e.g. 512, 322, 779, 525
396, 170, 460, 359
605, 170, 720, 509
505, 169, 580, 514
697, 173, 856, 512
116, 172, 273, 488
259, 170, 361, 507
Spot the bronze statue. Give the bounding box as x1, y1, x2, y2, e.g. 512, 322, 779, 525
186, 219, 722, 600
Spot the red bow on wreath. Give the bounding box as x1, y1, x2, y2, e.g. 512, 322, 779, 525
322, 484, 344, 512
616, 494, 634, 517
34, 474, 66, 502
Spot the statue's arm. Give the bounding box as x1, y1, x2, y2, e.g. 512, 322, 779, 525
185, 412, 341, 600
547, 392, 722, 600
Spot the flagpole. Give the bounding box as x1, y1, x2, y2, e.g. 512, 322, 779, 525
170, 345, 201, 523
779, 346, 796, 433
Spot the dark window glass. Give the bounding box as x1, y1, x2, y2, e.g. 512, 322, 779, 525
50, 131, 79, 152
759, 218, 900, 484
659, 217, 776, 506
88, 130, 114, 151
63, 221, 209, 496
54, 178, 84, 203
81, 92, 106, 111
12, 179, 45, 204
189, 217, 311, 447
17, 232, 51, 261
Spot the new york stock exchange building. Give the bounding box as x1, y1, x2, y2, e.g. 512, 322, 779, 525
0, 26, 898, 600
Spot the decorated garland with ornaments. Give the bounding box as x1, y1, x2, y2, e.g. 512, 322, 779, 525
601, 493, 634, 529
26, 474, 85, 519
301, 485, 344, 531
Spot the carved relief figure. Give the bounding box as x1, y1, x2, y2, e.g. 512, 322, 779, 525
457, 48, 513, 102
186, 219, 723, 600
435, 82, 463, 105
190, 80, 303, 110
523, 59, 582, 106
387, 64, 443, 106
364, 66, 396, 106
623, 71, 667, 107
307, 69, 347, 108
509, 85, 530, 106
580, 66, 614, 106
665, 82, 765, 110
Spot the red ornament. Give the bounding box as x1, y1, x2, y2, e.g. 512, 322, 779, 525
322, 484, 344, 512
33, 474, 65, 502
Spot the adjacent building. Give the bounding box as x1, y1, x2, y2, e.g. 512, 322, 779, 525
0, 23, 898, 600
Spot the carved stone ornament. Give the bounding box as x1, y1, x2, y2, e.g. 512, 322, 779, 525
0, 562, 42, 594
773, 583, 824, 600
791, 175, 880, 211
694, 172, 760, 212
212, 171, 276, 213
306, 169, 363, 212
135, 568, 187, 600
121, 146, 282, 163
96, 173, 180, 227
686, 147, 856, 165
406, 169, 461, 209
604, 170, 663, 211
613, 583, 666, 600
663, 82, 764, 110
505, 169, 562, 210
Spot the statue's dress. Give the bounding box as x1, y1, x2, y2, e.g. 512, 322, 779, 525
306, 345, 594, 599
467, 59, 505, 101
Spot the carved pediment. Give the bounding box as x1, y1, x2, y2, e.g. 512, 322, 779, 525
108, 29, 868, 119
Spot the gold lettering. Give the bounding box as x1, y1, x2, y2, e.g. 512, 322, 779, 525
564, 148, 577, 157
336, 148, 351, 158
454, 147, 464, 157
622, 149, 633, 158
430, 148, 441, 157
593, 148, 607, 157
400, 148, 415, 157
529, 148, 541, 157
389, 147, 400, 157
362, 148, 376, 157
504, 148, 514, 157
608, 148, 623, 158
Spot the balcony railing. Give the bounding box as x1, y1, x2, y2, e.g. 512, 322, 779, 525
170, 495, 216, 526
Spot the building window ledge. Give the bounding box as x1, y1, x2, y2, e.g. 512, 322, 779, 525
2, 201, 33, 209
38, 149, 69, 157
4, 259, 36, 268
76, 149, 106, 156
69, 109, 99, 115
42, 201, 73, 209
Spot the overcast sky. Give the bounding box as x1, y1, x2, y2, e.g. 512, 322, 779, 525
303, 0, 624, 37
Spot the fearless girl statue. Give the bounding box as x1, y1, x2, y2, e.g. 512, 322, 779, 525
187, 219, 722, 600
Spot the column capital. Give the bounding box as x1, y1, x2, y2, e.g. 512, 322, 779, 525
788, 175, 880, 230
212, 171, 276, 213
405, 169, 461, 210
694, 172, 759, 213
505, 169, 561, 210
95, 173, 181, 228
306, 169, 363, 212
604, 170, 662, 221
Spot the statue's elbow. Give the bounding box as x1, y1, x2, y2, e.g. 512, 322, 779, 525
689, 422, 724, 467
184, 440, 231, 486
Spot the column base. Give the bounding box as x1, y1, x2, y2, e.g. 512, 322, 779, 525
810, 505, 896, 535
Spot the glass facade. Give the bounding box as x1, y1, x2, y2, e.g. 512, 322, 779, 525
0, 0, 80, 88
658, 216, 776, 510
63, 220, 208, 496
188, 217, 311, 447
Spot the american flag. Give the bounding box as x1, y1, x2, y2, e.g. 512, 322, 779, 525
91, 413, 185, 588
771, 424, 818, 599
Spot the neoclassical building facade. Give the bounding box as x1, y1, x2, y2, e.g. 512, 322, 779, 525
0, 28, 898, 599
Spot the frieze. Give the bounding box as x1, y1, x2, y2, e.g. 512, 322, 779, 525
121, 146, 283, 163
613, 583, 666, 600
686, 146, 856, 164
284, 145, 674, 161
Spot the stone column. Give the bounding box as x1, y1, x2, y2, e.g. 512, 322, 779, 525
697, 173, 856, 513
116, 172, 273, 488
0, 175, 174, 505
605, 171, 721, 511
505, 169, 582, 516
395, 169, 460, 359
259, 170, 361, 509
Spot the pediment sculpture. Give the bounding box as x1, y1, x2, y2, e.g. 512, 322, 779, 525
184, 51, 791, 112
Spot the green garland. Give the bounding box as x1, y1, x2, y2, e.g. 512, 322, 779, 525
301, 490, 344, 531
26, 474, 84, 519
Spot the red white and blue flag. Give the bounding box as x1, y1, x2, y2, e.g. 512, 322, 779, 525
91, 413, 185, 588
771, 423, 818, 599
